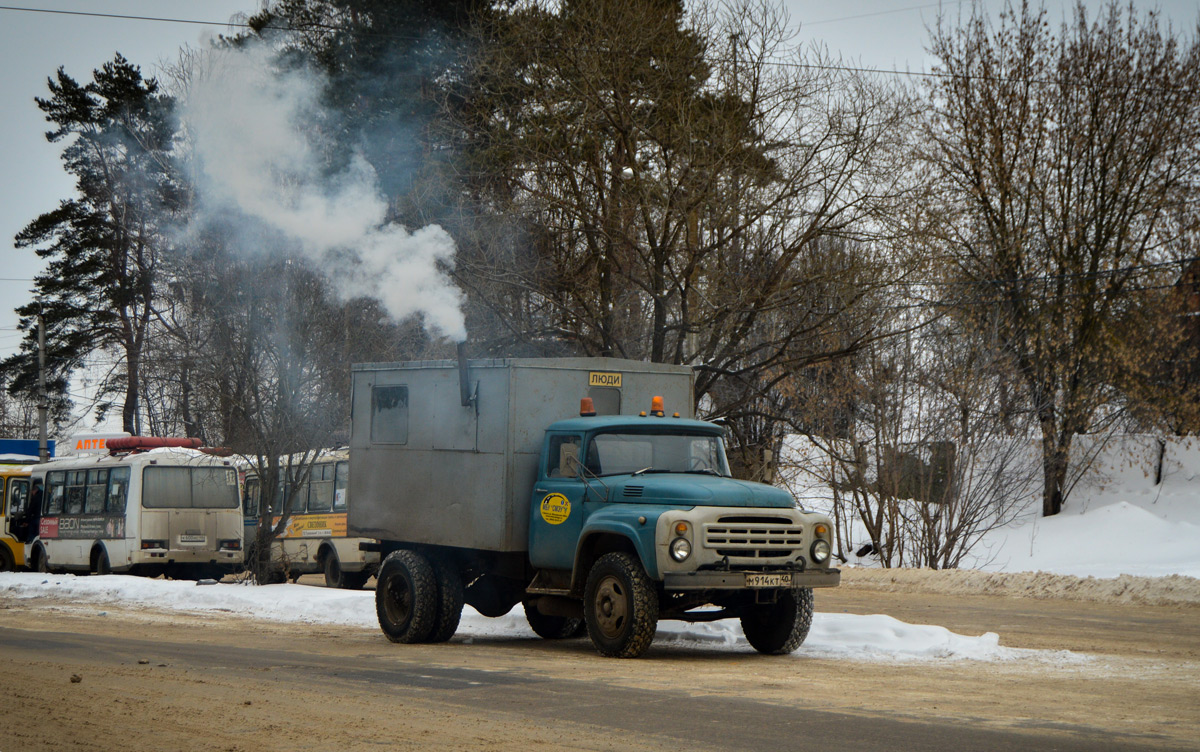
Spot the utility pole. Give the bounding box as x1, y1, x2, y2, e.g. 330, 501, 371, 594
37, 306, 49, 463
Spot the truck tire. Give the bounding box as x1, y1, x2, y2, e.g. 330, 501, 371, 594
741, 587, 814, 655
583, 552, 659, 658
427, 561, 464, 643
523, 600, 584, 640
375, 550, 438, 643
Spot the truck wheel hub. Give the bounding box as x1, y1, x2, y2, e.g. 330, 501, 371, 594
594, 576, 628, 637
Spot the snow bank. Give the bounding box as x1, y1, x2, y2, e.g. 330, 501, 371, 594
782, 434, 1200, 582
841, 567, 1200, 607
0, 573, 1071, 664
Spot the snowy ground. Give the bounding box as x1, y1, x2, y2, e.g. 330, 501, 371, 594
3, 435, 1195, 664
0, 571, 1083, 665
786, 434, 1200, 579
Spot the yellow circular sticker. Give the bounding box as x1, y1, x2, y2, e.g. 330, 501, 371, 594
540, 493, 571, 525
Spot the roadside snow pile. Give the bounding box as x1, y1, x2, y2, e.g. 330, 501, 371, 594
783, 434, 1200, 583
962, 437, 1200, 579
841, 568, 1200, 607
0, 572, 1073, 664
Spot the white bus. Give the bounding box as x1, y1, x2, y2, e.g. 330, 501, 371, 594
243, 449, 379, 588
27, 437, 244, 578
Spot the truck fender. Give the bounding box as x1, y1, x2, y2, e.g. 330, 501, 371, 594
571, 521, 659, 594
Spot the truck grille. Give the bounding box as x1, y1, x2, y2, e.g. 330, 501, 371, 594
704, 516, 804, 560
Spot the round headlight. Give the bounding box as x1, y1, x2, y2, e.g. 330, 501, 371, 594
811, 539, 831, 564
670, 537, 692, 562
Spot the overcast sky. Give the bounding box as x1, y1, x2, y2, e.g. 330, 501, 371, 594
0, 1, 1196, 426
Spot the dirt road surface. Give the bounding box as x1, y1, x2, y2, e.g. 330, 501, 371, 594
1, 570, 1197, 751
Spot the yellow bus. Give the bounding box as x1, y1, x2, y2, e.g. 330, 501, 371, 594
243, 449, 379, 588
1, 465, 32, 571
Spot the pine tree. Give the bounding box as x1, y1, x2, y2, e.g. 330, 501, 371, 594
3, 54, 180, 434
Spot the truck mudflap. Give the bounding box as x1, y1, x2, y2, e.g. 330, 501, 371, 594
663, 568, 841, 591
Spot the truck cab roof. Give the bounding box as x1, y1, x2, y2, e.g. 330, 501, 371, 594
545, 415, 724, 434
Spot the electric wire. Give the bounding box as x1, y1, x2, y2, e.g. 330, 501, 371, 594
1, 2, 1197, 93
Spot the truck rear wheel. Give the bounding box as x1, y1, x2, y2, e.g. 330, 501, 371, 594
427, 560, 464, 643
523, 600, 584, 640
741, 587, 814, 655
375, 550, 437, 643
583, 552, 659, 658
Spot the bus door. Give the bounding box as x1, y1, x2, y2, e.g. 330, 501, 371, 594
2, 475, 29, 569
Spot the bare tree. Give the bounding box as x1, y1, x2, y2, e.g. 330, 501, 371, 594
925, 1, 1200, 516
446, 0, 916, 475
780, 315, 1038, 569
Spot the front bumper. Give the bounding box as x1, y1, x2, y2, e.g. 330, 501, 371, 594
663, 568, 841, 591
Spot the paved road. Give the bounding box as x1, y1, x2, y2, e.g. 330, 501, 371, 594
2, 583, 1196, 751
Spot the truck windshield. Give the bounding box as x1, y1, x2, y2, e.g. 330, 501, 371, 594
585, 431, 730, 477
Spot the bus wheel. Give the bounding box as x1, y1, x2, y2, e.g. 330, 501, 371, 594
323, 550, 348, 589
91, 548, 111, 576
375, 550, 437, 644
0, 547, 14, 572
33, 545, 49, 574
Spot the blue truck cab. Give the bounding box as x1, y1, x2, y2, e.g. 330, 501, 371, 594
351, 356, 840, 658
526, 411, 840, 657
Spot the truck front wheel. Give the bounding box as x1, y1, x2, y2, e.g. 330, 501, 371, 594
741, 587, 814, 655
375, 550, 437, 643
583, 552, 659, 658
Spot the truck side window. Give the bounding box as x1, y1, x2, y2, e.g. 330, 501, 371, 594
587, 387, 620, 415
546, 436, 582, 478
371, 385, 409, 444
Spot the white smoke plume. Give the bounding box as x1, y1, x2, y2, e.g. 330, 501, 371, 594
182, 45, 466, 341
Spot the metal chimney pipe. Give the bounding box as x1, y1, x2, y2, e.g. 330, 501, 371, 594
457, 341, 472, 407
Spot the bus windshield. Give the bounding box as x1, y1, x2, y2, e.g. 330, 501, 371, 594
142, 466, 240, 509
585, 431, 730, 477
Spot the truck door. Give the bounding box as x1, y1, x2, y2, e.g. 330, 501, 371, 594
529, 433, 588, 571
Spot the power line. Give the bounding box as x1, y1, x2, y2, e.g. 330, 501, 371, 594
804, 1, 965, 27
1, 2, 1196, 93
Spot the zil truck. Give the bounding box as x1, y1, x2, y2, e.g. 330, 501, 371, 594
348, 355, 840, 658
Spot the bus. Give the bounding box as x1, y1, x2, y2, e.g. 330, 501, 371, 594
27, 437, 244, 578
243, 449, 379, 588
1, 465, 32, 571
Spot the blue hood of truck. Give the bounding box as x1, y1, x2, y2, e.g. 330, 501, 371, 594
606, 474, 794, 508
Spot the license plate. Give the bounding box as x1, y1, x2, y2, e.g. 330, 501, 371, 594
746, 573, 791, 588
178, 535, 207, 545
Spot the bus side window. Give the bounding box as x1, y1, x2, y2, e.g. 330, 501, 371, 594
107, 467, 129, 515
308, 464, 334, 513
45, 471, 66, 515
289, 471, 308, 514
65, 470, 86, 515
333, 462, 348, 512
244, 478, 260, 517
85, 469, 109, 514
8, 479, 29, 518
